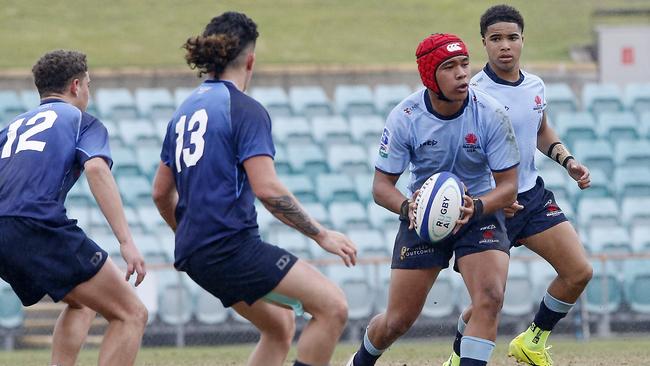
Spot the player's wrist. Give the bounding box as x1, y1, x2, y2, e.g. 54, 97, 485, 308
399, 198, 410, 221
547, 142, 574, 168
472, 198, 484, 219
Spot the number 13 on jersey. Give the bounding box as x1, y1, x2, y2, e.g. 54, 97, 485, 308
174, 109, 208, 173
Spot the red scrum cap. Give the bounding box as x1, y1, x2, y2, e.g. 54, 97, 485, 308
416, 33, 469, 96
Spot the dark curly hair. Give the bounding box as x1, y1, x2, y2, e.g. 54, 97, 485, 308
32, 50, 88, 97
480, 4, 524, 37
183, 11, 259, 77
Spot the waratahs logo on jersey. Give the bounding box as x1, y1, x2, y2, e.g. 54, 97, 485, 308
462, 133, 480, 152
379, 127, 391, 158
533, 95, 545, 112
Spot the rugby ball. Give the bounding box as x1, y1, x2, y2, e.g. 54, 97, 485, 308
414, 172, 464, 243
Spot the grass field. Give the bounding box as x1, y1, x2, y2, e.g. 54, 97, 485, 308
0, 0, 644, 69
1, 337, 649, 365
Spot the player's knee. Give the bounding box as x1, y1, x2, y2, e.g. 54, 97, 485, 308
569, 262, 593, 290
129, 302, 149, 330
262, 310, 295, 350
473, 286, 504, 316
323, 293, 348, 331
385, 312, 416, 338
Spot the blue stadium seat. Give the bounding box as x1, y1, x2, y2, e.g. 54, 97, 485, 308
554, 197, 575, 223
250, 86, 292, 117
116, 175, 152, 207
582, 83, 624, 115
614, 140, 650, 168
621, 197, 650, 229
367, 202, 398, 230
191, 282, 229, 325
286, 144, 328, 175
327, 144, 369, 175
19, 90, 40, 110
118, 119, 158, 146
136, 205, 168, 234
577, 197, 619, 229
529, 260, 558, 303
349, 115, 384, 147
272, 229, 312, 259
326, 262, 374, 320
614, 166, 650, 199
544, 82, 578, 120
534, 149, 556, 172
569, 168, 612, 208
596, 112, 639, 145
280, 175, 317, 203
572, 139, 614, 177
539, 169, 570, 201
288, 86, 332, 117
334, 85, 375, 116
66, 176, 94, 206
585, 260, 623, 314
554, 112, 597, 149
347, 228, 388, 257
0, 91, 27, 120
503, 260, 535, 316
422, 269, 457, 319
135, 145, 161, 179
630, 225, 650, 253
311, 115, 352, 145
354, 173, 373, 204
273, 145, 291, 175
622, 259, 650, 314
111, 146, 142, 177
640, 112, 650, 138
95, 88, 138, 120
302, 202, 331, 228
0, 280, 23, 329
375, 84, 412, 116
174, 87, 194, 108
157, 270, 193, 325
134, 88, 175, 120
66, 203, 91, 231
624, 83, 650, 115
586, 225, 632, 254
328, 201, 370, 230
272, 116, 313, 145
102, 119, 124, 147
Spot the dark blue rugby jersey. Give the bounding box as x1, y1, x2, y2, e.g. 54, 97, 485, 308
160, 80, 275, 265
0, 98, 112, 222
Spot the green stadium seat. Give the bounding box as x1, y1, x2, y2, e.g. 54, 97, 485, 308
624, 83, 650, 115
288, 86, 332, 118
630, 225, 650, 253
311, 115, 353, 145
250, 86, 292, 117
66, 176, 94, 206
585, 260, 623, 314
272, 116, 313, 145
302, 202, 331, 228
280, 175, 317, 203
640, 112, 650, 138
349, 115, 384, 147
273, 145, 291, 175
112, 146, 142, 177
571, 169, 613, 206
544, 82, 578, 120
136, 205, 168, 234
334, 85, 376, 116
328, 201, 370, 230
135, 145, 161, 179
118, 119, 158, 146
0, 281, 23, 329
326, 262, 374, 320
503, 260, 535, 316
573, 139, 614, 176
116, 175, 152, 207
347, 228, 388, 257
582, 83, 624, 115
0, 91, 27, 120
354, 173, 373, 204
586, 225, 632, 254
95, 88, 138, 120
286, 144, 328, 175
622, 259, 650, 314
367, 202, 399, 231
134, 87, 175, 120
375, 84, 412, 117
554, 112, 597, 149
621, 197, 650, 229
272, 229, 312, 259
102, 119, 124, 147
422, 269, 457, 319
327, 144, 369, 175
174, 87, 194, 108
614, 140, 650, 168
596, 112, 639, 145
614, 167, 650, 199
539, 169, 570, 201
316, 174, 357, 203
577, 197, 619, 229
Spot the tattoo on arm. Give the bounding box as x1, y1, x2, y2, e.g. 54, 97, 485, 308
261, 195, 320, 236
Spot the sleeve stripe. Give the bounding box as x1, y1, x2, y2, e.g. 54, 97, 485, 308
491, 162, 519, 173
375, 166, 403, 176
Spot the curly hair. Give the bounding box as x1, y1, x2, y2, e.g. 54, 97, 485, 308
183, 11, 259, 77
480, 4, 524, 37
32, 50, 87, 97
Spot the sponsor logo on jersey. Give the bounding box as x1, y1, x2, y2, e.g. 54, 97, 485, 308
447, 42, 462, 52
480, 224, 496, 231
544, 199, 563, 217
533, 95, 544, 112
400, 244, 435, 260
379, 127, 391, 158
463, 133, 481, 152
403, 102, 419, 116
276, 254, 291, 270
479, 229, 500, 244
417, 139, 438, 149
90, 252, 103, 267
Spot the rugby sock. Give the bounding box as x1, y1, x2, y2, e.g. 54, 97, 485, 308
352, 328, 385, 366
452, 313, 468, 356
293, 361, 311, 366
526, 291, 574, 349
459, 336, 494, 366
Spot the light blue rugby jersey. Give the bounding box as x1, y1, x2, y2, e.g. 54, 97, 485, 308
471, 64, 546, 193
375, 87, 519, 197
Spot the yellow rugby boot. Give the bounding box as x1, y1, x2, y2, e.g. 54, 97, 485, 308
508, 331, 553, 366
441, 352, 460, 366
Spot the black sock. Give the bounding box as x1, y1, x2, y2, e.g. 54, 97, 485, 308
453, 330, 462, 356
533, 299, 567, 331
352, 343, 381, 366
293, 361, 311, 366
459, 359, 486, 366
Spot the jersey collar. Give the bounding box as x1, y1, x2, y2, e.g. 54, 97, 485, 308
40, 97, 66, 105
423, 89, 469, 121
483, 63, 524, 86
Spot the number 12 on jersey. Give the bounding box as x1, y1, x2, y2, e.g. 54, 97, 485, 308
174, 109, 208, 173
1, 110, 57, 159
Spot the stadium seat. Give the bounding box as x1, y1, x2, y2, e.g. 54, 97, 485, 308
539, 169, 570, 201
576, 197, 619, 229
570, 169, 612, 206
174, 87, 195, 108
316, 174, 358, 203
134, 87, 175, 119
255, 201, 283, 234
311, 115, 353, 145
0, 280, 23, 329
95, 88, 138, 120
116, 175, 152, 207
581, 83, 624, 115
621, 197, 650, 229
327, 263, 374, 320
572, 139, 614, 177
286, 144, 328, 175
554, 112, 597, 149
0, 91, 27, 120
111, 146, 142, 177
367, 202, 399, 230
66, 203, 91, 231
328, 201, 370, 230
614, 140, 650, 168
502, 260, 535, 316
640, 112, 650, 138
19, 90, 40, 110
334, 85, 376, 116
614, 166, 650, 199
586, 225, 632, 254
327, 144, 369, 175
280, 175, 317, 203
118, 119, 158, 146
534, 149, 556, 172
529, 259, 558, 302
66, 176, 94, 206
544, 82, 578, 120
302, 202, 331, 228
135, 145, 161, 179
349, 115, 384, 147
622, 259, 650, 314
585, 260, 623, 315
347, 228, 388, 257
596, 112, 639, 145
631, 224, 650, 253
102, 119, 124, 147
250, 86, 292, 117
554, 197, 575, 223
375, 84, 412, 116
192, 282, 229, 325
273, 145, 291, 175
157, 270, 193, 325
354, 173, 374, 204
136, 205, 168, 234
422, 269, 457, 319
272, 116, 313, 145
288, 85, 332, 117
624, 83, 650, 115
272, 229, 312, 259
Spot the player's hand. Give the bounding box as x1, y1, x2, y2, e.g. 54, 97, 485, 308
504, 200, 524, 218
567, 160, 590, 190
453, 195, 474, 234
317, 230, 357, 267
407, 190, 420, 230
120, 240, 147, 287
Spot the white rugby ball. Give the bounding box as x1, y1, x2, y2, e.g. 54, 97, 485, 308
414, 172, 464, 243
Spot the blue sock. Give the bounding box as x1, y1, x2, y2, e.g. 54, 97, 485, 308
533, 291, 573, 331
352, 328, 385, 366
460, 336, 495, 366
453, 314, 466, 356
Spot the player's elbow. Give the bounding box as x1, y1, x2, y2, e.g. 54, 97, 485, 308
83, 157, 110, 178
